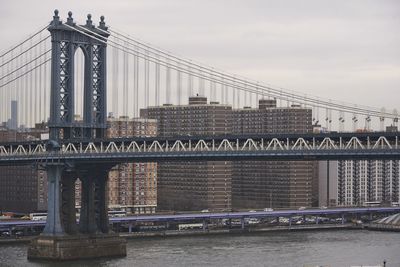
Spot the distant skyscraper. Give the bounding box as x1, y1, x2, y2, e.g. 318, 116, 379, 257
11, 100, 18, 130
6, 100, 18, 130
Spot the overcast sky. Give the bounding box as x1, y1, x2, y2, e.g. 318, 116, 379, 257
0, 0, 399, 111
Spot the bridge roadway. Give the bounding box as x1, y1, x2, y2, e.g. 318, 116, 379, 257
0, 132, 400, 165
1, 207, 399, 229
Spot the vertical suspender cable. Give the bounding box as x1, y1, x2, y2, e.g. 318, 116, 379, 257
199, 69, 204, 96
112, 47, 119, 117
6, 48, 10, 124
220, 78, 225, 105
123, 40, 128, 118
230, 85, 234, 107
155, 55, 160, 106
244, 85, 248, 107
166, 57, 171, 104
188, 65, 193, 97
210, 73, 216, 102
224, 78, 228, 105
3, 51, 8, 124
177, 62, 181, 105
5, 52, 10, 124
29, 38, 33, 128
144, 50, 149, 111
43, 39, 48, 123
38, 34, 42, 123
24, 47, 29, 128
24, 40, 28, 127
34, 41, 38, 125
134, 44, 139, 118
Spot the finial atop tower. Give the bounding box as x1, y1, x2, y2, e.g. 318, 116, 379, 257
86, 14, 93, 27
66, 11, 74, 25
51, 9, 60, 25
99, 15, 108, 30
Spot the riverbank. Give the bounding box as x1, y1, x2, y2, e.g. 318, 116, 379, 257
122, 223, 359, 239
0, 223, 359, 244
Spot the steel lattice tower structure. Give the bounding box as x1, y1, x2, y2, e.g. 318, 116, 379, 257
48, 10, 109, 140
28, 11, 126, 261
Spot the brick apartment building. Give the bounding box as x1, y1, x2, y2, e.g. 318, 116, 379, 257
141, 96, 233, 211
106, 117, 158, 214
0, 124, 48, 213
232, 100, 318, 209
141, 96, 318, 211
0, 118, 157, 215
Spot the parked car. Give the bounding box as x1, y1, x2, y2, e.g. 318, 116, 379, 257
1, 231, 10, 237
264, 208, 274, 212
15, 231, 24, 237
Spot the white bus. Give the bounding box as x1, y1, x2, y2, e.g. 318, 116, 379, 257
363, 201, 381, 207
178, 223, 203, 231
29, 213, 47, 221
108, 210, 127, 218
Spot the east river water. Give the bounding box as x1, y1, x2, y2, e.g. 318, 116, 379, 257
0, 230, 399, 267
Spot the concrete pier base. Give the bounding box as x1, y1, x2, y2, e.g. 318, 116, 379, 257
27, 234, 126, 261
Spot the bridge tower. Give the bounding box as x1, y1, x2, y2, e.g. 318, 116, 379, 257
48, 10, 108, 140
28, 10, 126, 261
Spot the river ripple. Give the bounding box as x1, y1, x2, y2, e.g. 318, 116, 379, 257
0, 230, 398, 267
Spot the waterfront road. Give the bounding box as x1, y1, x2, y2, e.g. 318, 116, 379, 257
1, 207, 399, 228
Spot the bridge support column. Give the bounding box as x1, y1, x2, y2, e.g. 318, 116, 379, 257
42, 164, 64, 235
94, 170, 109, 233
79, 176, 97, 234
61, 172, 78, 234
79, 168, 110, 234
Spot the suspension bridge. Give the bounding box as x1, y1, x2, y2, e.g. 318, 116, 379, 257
0, 10, 399, 260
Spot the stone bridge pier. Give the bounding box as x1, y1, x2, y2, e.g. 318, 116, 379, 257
28, 163, 126, 260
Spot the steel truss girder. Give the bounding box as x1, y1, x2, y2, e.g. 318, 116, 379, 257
1, 134, 400, 164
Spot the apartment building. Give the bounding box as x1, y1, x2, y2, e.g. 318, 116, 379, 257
0, 124, 48, 213
232, 99, 318, 209
106, 117, 158, 214
141, 96, 318, 211
141, 96, 233, 211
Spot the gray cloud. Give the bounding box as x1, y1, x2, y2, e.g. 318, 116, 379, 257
0, 0, 399, 110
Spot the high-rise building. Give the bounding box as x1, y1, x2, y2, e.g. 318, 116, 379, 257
0, 117, 158, 214
232, 100, 318, 209
0, 124, 48, 213
141, 96, 318, 211
106, 117, 158, 214
141, 96, 233, 211
319, 159, 400, 207
319, 126, 400, 207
